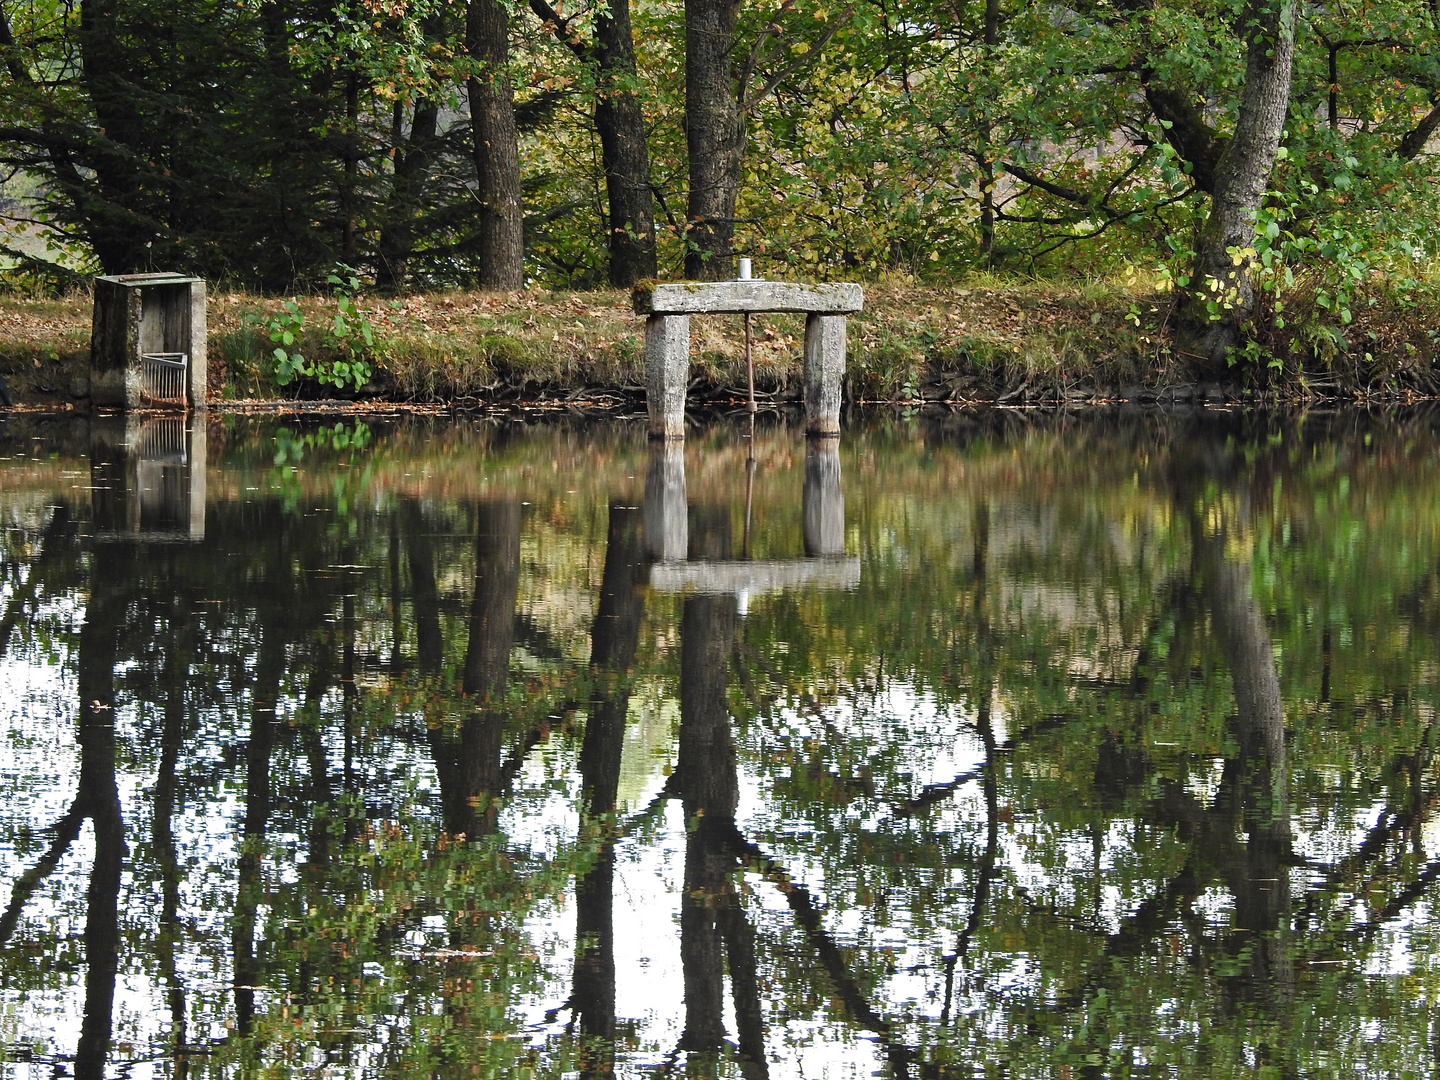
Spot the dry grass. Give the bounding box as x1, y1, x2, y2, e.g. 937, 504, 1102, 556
2, 275, 1439, 405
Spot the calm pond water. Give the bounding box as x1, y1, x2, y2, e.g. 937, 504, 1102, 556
2, 406, 1440, 1079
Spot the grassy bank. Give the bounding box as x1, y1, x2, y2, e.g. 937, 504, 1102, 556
3, 277, 1439, 407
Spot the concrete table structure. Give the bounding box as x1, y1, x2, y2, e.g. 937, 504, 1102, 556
634, 280, 863, 439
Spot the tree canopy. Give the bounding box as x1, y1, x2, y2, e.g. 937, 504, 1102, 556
0, 0, 1438, 356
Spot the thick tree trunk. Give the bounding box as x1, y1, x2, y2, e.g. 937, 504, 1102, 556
595, 3, 658, 286
684, 0, 744, 280
1178, 0, 1296, 369
467, 0, 525, 289
77, 0, 146, 273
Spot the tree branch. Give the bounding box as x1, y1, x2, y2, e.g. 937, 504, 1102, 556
527, 0, 589, 61
740, 7, 854, 114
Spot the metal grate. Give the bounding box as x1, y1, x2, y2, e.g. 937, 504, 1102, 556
140, 352, 188, 407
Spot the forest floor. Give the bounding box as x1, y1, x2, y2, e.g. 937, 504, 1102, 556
1, 277, 1437, 409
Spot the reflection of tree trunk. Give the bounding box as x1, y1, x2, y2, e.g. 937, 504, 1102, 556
155, 613, 195, 1077
678, 508, 741, 1058
572, 505, 646, 1076
717, 904, 768, 1079
404, 499, 444, 675
0, 501, 73, 661
74, 549, 128, 1080
943, 501, 998, 1024
232, 628, 287, 1036
389, 515, 405, 673
302, 647, 336, 866
1195, 515, 1292, 1010
462, 502, 522, 701
433, 502, 521, 840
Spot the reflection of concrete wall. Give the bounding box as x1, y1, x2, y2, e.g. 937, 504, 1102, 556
643, 436, 857, 598
643, 443, 687, 561
803, 439, 844, 556
647, 557, 859, 594
90, 417, 206, 540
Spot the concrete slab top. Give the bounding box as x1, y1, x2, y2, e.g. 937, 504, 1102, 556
97, 273, 203, 287
634, 280, 863, 316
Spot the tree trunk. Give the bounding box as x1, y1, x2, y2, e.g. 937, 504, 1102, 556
377, 100, 440, 289
467, 0, 525, 289
77, 0, 146, 273
977, 0, 1000, 260
595, 2, 658, 286
1178, 0, 1296, 369
684, 0, 744, 280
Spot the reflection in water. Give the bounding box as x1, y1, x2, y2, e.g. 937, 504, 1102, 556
90, 417, 206, 540
5, 411, 1440, 1078
572, 504, 645, 1077
802, 438, 843, 557
73, 547, 127, 1080
644, 441, 687, 562
646, 439, 859, 599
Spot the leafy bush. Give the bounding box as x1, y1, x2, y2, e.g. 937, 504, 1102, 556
247, 269, 379, 393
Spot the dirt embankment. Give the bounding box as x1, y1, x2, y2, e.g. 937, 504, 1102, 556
1, 281, 1437, 409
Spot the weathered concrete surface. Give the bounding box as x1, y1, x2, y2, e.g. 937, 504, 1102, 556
646, 556, 860, 594
645, 314, 690, 438
804, 314, 846, 436
188, 281, 208, 410
634, 280, 863, 316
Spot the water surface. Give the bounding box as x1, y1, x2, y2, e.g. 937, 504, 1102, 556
2, 407, 1439, 1079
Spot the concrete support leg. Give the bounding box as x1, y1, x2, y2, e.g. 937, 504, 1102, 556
646, 314, 690, 439
804, 314, 845, 436
643, 442, 688, 561
803, 437, 844, 556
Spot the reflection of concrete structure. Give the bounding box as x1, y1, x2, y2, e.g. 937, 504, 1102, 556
642, 439, 858, 599
803, 438, 844, 556
91, 273, 207, 411
643, 441, 688, 561
649, 557, 859, 594
634, 280, 863, 438
91, 417, 206, 540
